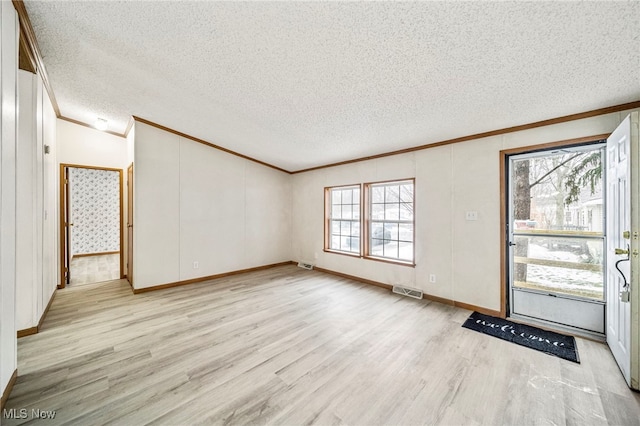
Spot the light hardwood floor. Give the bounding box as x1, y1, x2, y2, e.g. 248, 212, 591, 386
69, 254, 120, 286
4, 265, 640, 425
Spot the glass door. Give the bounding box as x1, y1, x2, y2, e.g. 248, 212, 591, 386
508, 144, 606, 335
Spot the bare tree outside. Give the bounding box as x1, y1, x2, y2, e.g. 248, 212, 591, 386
511, 148, 603, 293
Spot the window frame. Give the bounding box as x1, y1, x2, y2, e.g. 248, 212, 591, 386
324, 183, 363, 257
364, 178, 415, 266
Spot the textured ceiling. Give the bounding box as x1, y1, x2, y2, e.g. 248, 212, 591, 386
25, 1, 640, 172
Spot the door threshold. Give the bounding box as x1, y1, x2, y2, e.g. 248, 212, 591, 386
509, 313, 605, 342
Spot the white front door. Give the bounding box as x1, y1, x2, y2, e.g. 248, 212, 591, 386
606, 114, 637, 388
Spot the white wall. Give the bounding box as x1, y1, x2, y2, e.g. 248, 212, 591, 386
133, 122, 291, 289
57, 119, 128, 168
16, 71, 37, 331
57, 119, 128, 276
42, 83, 57, 308
15, 69, 57, 333
1, 0, 19, 402
134, 123, 178, 287
292, 109, 638, 313
127, 124, 134, 165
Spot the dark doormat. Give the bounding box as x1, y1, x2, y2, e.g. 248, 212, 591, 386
462, 312, 579, 363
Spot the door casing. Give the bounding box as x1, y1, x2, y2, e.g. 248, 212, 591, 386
499, 134, 610, 319
58, 164, 125, 288
504, 139, 607, 338
127, 163, 133, 287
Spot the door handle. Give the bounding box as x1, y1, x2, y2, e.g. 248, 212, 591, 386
508, 241, 516, 247
614, 244, 631, 302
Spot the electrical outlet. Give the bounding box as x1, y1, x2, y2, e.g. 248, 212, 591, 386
429, 274, 436, 283
465, 211, 478, 221
193, 261, 199, 269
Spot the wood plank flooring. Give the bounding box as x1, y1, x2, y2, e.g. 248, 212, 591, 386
4, 265, 640, 425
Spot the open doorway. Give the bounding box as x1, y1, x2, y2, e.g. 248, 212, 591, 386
505, 141, 606, 337
59, 164, 124, 288
501, 113, 639, 390
500, 134, 610, 340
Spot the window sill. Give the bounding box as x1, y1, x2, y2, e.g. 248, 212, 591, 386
323, 249, 361, 258
363, 256, 415, 267
323, 249, 415, 267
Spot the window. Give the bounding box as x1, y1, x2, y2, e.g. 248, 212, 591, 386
325, 185, 361, 254
324, 179, 415, 266
366, 180, 414, 263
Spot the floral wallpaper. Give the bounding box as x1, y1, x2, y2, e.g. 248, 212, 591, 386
70, 168, 120, 255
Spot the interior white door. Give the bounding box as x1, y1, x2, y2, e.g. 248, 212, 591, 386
606, 115, 632, 386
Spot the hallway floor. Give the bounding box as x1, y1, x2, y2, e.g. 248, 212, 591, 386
69, 253, 120, 286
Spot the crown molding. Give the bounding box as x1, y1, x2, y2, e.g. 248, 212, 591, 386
13, 0, 60, 116
11, 1, 639, 175
291, 100, 640, 174
14, 1, 129, 139
18, 26, 37, 73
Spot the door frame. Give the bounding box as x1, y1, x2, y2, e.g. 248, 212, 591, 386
126, 162, 133, 288
629, 112, 640, 390
499, 133, 610, 319
58, 163, 125, 289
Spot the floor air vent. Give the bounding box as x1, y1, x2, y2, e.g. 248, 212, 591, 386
392, 286, 423, 300
297, 261, 314, 270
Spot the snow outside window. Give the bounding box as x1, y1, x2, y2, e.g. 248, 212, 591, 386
327, 185, 361, 254
366, 180, 414, 263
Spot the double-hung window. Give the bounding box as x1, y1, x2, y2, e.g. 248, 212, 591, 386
365, 179, 414, 263
324, 179, 414, 265
326, 185, 361, 254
